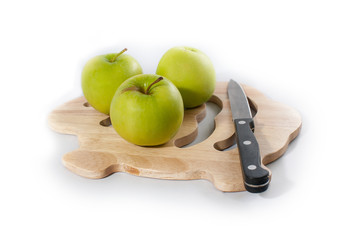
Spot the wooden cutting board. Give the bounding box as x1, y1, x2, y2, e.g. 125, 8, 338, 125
48, 81, 302, 192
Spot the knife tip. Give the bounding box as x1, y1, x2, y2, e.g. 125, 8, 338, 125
228, 79, 238, 90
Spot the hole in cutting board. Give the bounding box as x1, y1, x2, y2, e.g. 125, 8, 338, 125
83, 102, 91, 107
214, 97, 258, 151
178, 95, 222, 148
99, 117, 112, 127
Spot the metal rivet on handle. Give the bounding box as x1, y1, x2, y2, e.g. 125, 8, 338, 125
238, 120, 246, 125
243, 140, 251, 145
248, 165, 257, 170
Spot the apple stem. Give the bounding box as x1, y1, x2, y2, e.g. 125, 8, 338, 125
110, 48, 127, 62
145, 77, 163, 95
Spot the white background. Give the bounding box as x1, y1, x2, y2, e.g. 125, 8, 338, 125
1, 0, 360, 239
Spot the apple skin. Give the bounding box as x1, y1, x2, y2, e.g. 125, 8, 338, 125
81, 52, 142, 115
156, 46, 216, 108
110, 74, 184, 146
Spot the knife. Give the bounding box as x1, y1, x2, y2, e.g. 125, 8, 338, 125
227, 80, 270, 193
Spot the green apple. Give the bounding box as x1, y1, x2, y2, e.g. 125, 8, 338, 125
110, 74, 184, 146
81, 48, 143, 115
156, 46, 216, 108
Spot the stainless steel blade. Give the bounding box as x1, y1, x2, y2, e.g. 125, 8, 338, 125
227, 80, 252, 120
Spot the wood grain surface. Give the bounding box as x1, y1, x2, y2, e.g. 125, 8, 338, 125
48, 81, 302, 192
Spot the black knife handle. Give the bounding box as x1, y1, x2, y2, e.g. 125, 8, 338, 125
234, 118, 270, 193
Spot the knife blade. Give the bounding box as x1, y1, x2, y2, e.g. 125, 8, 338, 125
227, 79, 270, 193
